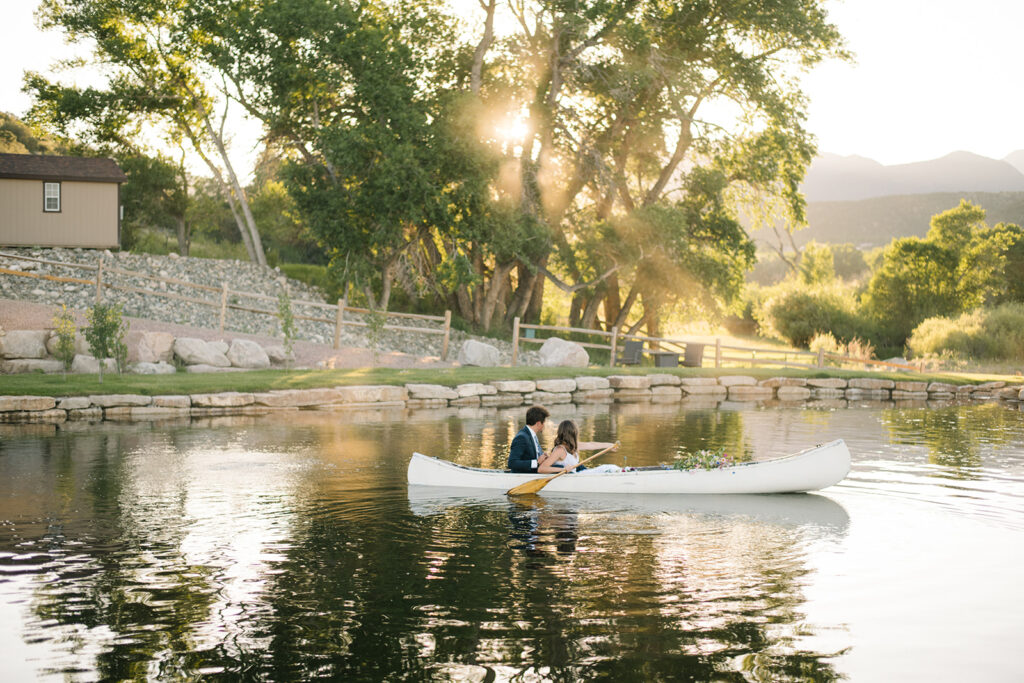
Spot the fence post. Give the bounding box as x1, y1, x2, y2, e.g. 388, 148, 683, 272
94, 257, 104, 304
511, 316, 520, 367
442, 310, 452, 360
715, 337, 721, 368
609, 327, 618, 368
218, 282, 229, 334
334, 297, 346, 349
817, 348, 824, 368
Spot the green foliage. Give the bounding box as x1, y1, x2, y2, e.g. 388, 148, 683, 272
671, 447, 735, 471
829, 243, 869, 282
908, 303, 1024, 361
862, 200, 1013, 347
276, 289, 296, 359
51, 305, 77, 374
799, 242, 835, 286
0, 112, 64, 154
278, 264, 343, 303
758, 282, 863, 349
84, 303, 128, 383
988, 222, 1024, 304
249, 179, 320, 264
118, 153, 188, 252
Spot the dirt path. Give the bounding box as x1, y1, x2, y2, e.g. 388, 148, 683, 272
0, 298, 457, 370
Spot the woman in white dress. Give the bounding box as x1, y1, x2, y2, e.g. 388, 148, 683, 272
538, 420, 620, 474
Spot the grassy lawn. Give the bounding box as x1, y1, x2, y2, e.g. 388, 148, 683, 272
2, 365, 1019, 398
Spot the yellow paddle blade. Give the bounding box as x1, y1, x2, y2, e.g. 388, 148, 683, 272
506, 475, 555, 496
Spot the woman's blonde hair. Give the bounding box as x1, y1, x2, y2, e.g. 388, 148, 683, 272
552, 419, 578, 456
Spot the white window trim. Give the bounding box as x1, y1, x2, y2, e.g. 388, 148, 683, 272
43, 181, 61, 213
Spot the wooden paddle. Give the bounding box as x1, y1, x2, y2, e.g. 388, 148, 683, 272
507, 441, 620, 496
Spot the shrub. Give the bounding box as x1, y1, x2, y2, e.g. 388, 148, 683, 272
757, 283, 862, 348
84, 303, 128, 382
808, 332, 841, 355
907, 303, 1024, 360
51, 305, 77, 375
276, 288, 297, 359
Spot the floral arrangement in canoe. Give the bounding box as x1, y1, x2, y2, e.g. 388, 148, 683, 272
670, 447, 735, 471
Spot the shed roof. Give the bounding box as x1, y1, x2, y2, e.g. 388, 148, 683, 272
0, 153, 128, 183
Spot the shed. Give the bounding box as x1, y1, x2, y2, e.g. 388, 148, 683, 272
0, 153, 127, 248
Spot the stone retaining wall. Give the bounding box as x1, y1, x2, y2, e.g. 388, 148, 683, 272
1, 375, 1021, 424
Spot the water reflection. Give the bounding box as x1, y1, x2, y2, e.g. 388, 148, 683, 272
1, 401, 1022, 680
882, 402, 1024, 472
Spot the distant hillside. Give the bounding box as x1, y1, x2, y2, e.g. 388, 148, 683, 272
795, 192, 1024, 248
802, 151, 1024, 202
1005, 150, 1024, 175
0, 112, 64, 155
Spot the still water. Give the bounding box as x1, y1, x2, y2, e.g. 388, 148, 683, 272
2, 401, 1024, 681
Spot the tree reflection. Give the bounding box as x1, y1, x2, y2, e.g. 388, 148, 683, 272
882, 403, 1022, 473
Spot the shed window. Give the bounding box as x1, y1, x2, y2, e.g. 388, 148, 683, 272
44, 182, 61, 212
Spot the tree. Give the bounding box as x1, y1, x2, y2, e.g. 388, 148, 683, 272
27, 0, 267, 264
118, 153, 190, 254
479, 0, 847, 334
798, 242, 835, 286
862, 200, 1012, 346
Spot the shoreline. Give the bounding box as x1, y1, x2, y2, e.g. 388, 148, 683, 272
2, 372, 1020, 425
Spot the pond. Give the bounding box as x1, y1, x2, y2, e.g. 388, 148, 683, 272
2, 401, 1023, 681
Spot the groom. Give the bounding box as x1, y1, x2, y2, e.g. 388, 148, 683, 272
507, 405, 550, 473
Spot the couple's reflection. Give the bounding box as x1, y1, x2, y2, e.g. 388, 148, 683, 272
506, 494, 579, 556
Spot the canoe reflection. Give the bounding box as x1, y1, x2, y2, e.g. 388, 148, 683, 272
407, 486, 850, 534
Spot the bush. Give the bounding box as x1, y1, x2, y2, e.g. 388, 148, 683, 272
51, 305, 77, 375
757, 283, 862, 348
84, 302, 128, 382
907, 303, 1024, 360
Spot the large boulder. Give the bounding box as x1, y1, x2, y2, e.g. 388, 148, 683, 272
538, 337, 589, 368
1, 330, 49, 359
46, 331, 90, 358
457, 340, 501, 367
0, 396, 56, 412
131, 361, 176, 375
1, 359, 65, 374
173, 337, 231, 367
127, 331, 175, 363
226, 339, 271, 369
71, 354, 117, 374
265, 345, 293, 365
405, 384, 458, 400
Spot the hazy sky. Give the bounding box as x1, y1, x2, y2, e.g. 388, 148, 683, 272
2, 0, 1022, 165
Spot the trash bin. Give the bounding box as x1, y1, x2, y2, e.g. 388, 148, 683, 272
683, 343, 704, 367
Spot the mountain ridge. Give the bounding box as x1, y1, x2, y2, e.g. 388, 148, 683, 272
802, 150, 1024, 202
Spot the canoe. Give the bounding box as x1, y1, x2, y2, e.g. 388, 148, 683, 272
407, 439, 851, 495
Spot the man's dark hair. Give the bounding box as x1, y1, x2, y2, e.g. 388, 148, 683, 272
525, 405, 550, 426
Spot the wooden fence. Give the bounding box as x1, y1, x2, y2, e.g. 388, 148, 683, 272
0, 251, 452, 359
510, 316, 922, 372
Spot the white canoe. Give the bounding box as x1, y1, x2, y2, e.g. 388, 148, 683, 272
408, 439, 851, 495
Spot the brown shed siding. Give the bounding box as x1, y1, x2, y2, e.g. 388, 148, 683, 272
0, 178, 120, 248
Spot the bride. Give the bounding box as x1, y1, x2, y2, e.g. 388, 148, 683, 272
538, 419, 621, 474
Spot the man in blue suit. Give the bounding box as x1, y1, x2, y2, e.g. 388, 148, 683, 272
507, 405, 550, 472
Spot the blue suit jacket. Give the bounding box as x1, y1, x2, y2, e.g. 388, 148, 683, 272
507, 426, 541, 472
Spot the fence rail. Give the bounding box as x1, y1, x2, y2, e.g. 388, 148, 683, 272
511, 316, 922, 373
0, 251, 452, 359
